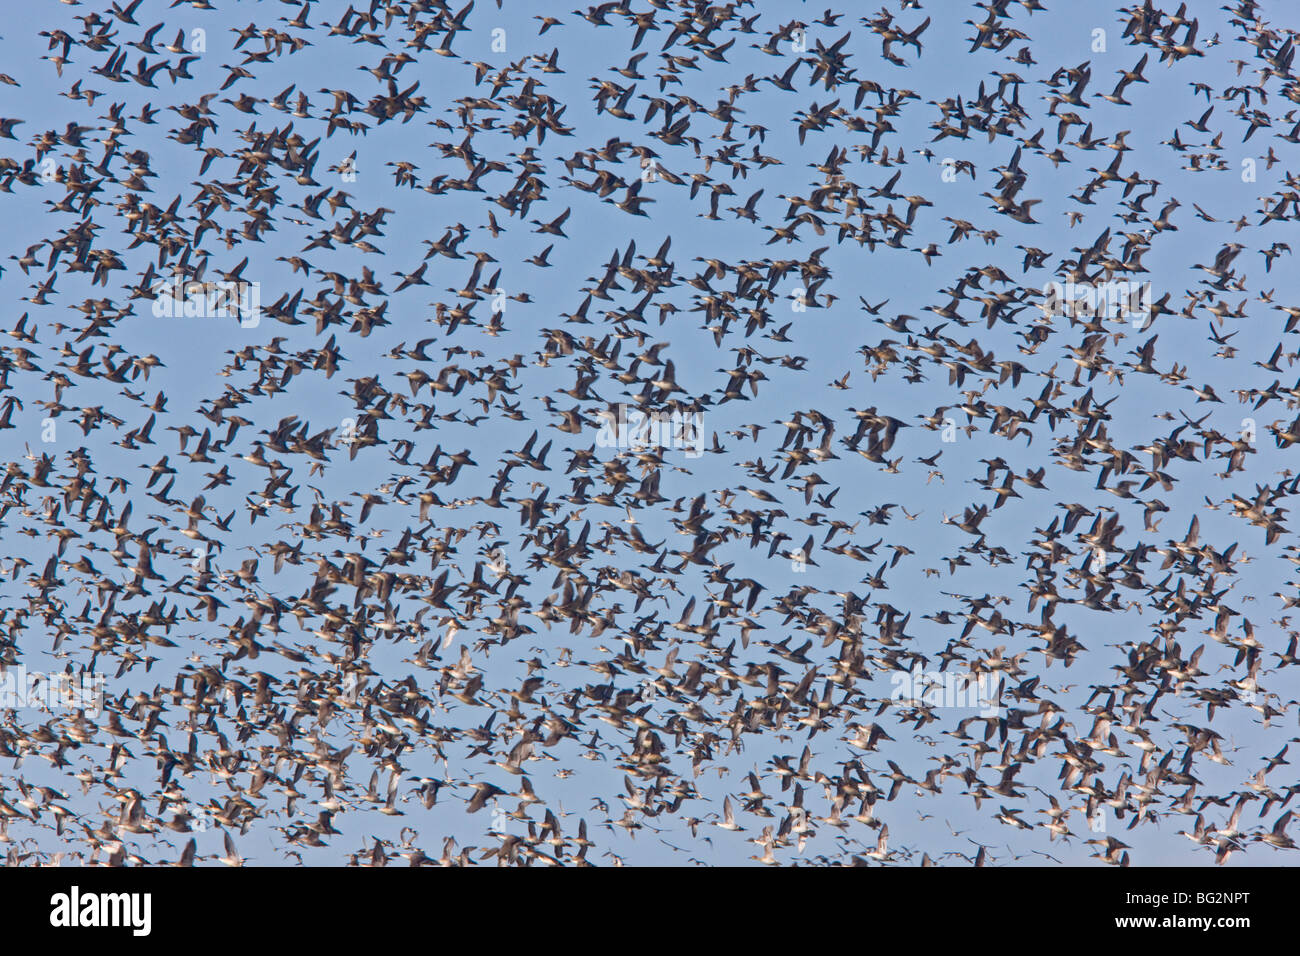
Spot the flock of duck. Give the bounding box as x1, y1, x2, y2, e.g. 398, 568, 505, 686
0, 0, 1298, 866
